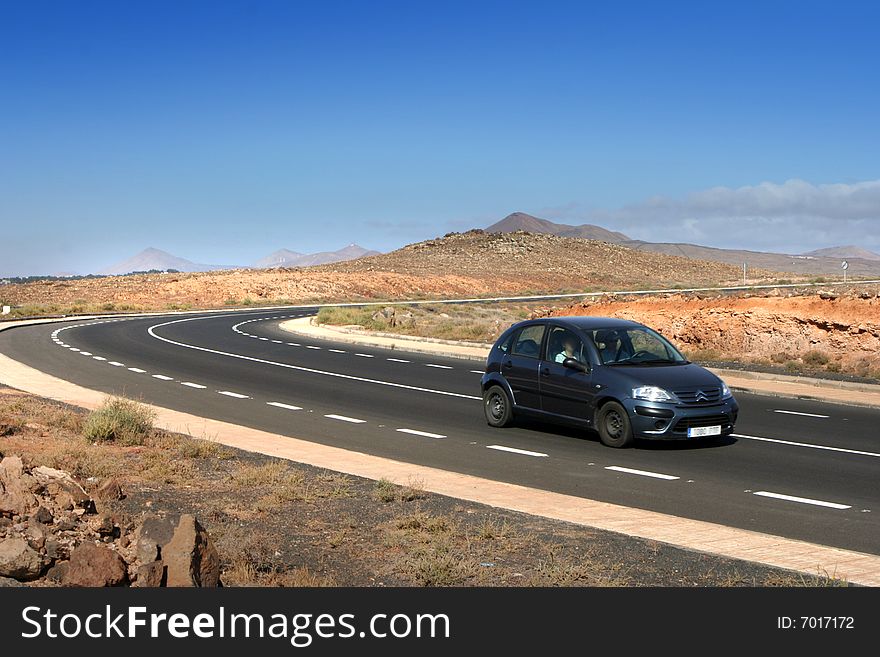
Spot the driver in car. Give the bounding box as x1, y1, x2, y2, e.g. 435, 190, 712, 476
555, 335, 580, 363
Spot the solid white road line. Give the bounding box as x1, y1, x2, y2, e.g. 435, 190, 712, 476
387, 358, 410, 363
773, 409, 829, 419
425, 364, 453, 369
354, 353, 375, 358
396, 428, 447, 439
486, 445, 548, 457
324, 414, 366, 424
147, 317, 482, 401
152, 374, 174, 381
733, 433, 880, 458
181, 382, 207, 389
267, 401, 303, 411
752, 491, 851, 510
218, 390, 250, 399
108, 361, 125, 367
605, 466, 680, 481
128, 368, 146, 373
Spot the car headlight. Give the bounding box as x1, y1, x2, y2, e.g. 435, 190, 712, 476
632, 386, 674, 402
721, 382, 733, 399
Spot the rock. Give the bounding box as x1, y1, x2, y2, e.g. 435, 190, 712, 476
87, 512, 117, 538
32, 506, 53, 524
0, 456, 24, 482
95, 478, 125, 502
134, 561, 165, 587
0, 537, 47, 580
45, 538, 62, 560
63, 543, 128, 587
134, 514, 177, 564
24, 522, 47, 549
163, 515, 220, 587
0, 488, 35, 518
45, 561, 69, 582
0, 575, 25, 587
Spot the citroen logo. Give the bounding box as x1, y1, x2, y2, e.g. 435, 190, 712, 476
695, 390, 709, 402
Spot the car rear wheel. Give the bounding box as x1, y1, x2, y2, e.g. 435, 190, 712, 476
597, 401, 634, 448
484, 385, 514, 427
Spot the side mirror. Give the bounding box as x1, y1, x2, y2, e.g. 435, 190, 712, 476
562, 357, 589, 373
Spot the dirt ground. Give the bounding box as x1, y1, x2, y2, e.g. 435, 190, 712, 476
0, 388, 839, 587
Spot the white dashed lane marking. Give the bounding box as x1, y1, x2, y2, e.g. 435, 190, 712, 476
128, 368, 146, 373
69, 348, 80, 352
79, 352, 92, 356
396, 428, 446, 439
306, 345, 321, 350
324, 414, 366, 424
92, 356, 106, 361
218, 391, 250, 399
470, 370, 484, 374
772, 409, 829, 419
267, 401, 303, 411
181, 382, 207, 389
108, 361, 125, 367
605, 466, 680, 481
486, 445, 548, 457
733, 434, 880, 458
355, 353, 375, 358
152, 375, 174, 381
425, 364, 452, 369
752, 491, 851, 510
328, 349, 346, 353
387, 358, 410, 363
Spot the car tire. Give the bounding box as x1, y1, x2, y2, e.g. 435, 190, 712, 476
597, 401, 635, 448
484, 385, 514, 428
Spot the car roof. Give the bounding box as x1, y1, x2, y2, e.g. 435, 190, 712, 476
520, 316, 644, 330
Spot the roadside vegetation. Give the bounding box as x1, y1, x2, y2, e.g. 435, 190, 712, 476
0, 387, 842, 587
315, 303, 543, 343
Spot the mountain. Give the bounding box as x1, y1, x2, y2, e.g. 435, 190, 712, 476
98, 248, 236, 275
802, 246, 880, 261
487, 212, 630, 243
486, 212, 880, 276
255, 244, 380, 268
253, 249, 306, 268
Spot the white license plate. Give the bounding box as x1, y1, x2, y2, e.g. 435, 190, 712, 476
688, 425, 722, 438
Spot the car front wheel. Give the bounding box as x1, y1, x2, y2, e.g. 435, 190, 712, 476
484, 385, 514, 427
597, 401, 635, 448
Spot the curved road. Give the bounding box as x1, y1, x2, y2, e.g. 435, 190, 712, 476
1, 309, 878, 554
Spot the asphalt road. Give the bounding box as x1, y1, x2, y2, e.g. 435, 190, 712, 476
2, 309, 878, 555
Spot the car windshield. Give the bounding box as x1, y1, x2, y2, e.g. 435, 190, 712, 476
589, 327, 687, 365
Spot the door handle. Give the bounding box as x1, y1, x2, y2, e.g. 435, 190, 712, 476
541, 367, 550, 376
503, 361, 513, 369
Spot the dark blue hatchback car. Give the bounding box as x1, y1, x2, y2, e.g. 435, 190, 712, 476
480, 316, 739, 447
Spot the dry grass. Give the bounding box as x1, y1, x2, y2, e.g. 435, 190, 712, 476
82, 397, 154, 445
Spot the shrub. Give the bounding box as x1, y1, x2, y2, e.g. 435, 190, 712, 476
82, 398, 154, 445
802, 350, 830, 367
784, 360, 803, 374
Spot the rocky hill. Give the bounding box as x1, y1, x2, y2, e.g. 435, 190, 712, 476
3, 230, 785, 311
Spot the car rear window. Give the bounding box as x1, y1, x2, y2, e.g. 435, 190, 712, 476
511, 324, 545, 359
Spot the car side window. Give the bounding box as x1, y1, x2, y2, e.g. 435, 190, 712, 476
496, 330, 515, 353
545, 327, 584, 363
511, 324, 546, 359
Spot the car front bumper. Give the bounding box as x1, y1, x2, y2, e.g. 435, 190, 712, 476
623, 397, 739, 440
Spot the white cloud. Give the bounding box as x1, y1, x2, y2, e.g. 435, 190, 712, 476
545, 179, 880, 253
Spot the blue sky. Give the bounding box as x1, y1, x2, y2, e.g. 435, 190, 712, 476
2, 1, 879, 276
